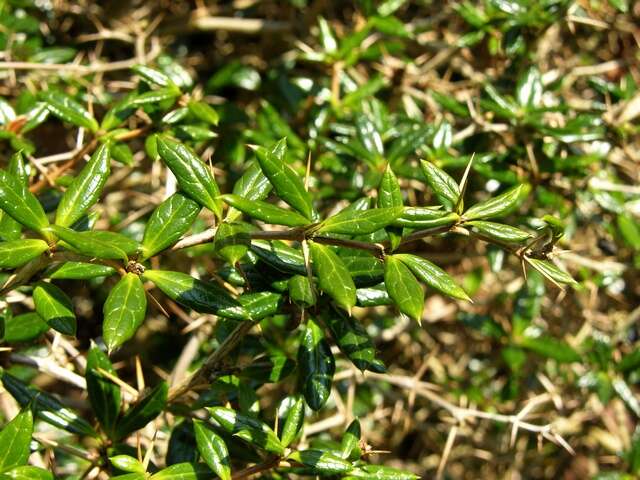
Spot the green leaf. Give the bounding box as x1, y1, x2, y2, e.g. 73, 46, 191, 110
0, 153, 27, 241
50, 225, 139, 262
288, 274, 316, 308
149, 463, 212, 480
214, 222, 251, 265
0, 409, 32, 472
379, 165, 403, 208
49, 262, 116, 280
1, 312, 48, 343
157, 136, 222, 218
519, 335, 580, 363
516, 67, 543, 109
33, 281, 76, 336
395, 254, 470, 301
115, 382, 168, 440
462, 185, 525, 221
130, 88, 180, 106
340, 419, 361, 460
0, 466, 53, 480
39, 90, 98, 132
193, 420, 231, 480
341, 256, 384, 287
0, 239, 48, 269
109, 455, 145, 474
288, 450, 353, 474
86, 346, 121, 437
526, 258, 577, 286
220, 194, 310, 227
298, 318, 335, 411
280, 395, 305, 448
225, 161, 272, 222
466, 220, 531, 243
384, 256, 424, 322
103, 273, 147, 352
315, 207, 403, 236
392, 208, 459, 229
251, 240, 306, 275
343, 464, 419, 479
141, 193, 201, 259
132, 65, 174, 88
142, 270, 247, 320
420, 160, 460, 210
0, 170, 49, 236
110, 474, 146, 480
254, 139, 315, 220
187, 101, 219, 126
0, 371, 97, 437
309, 242, 356, 312
207, 407, 284, 455
322, 310, 375, 371
238, 291, 282, 320
55, 142, 111, 227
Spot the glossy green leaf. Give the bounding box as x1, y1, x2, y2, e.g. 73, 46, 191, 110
280, 395, 305, 448
50, 225, 139, 262
0, 153, 27, 241
214, 222, 251, 265
420, 160, 460, 210
207, 407, 284, 455
33, 281, 76, 336
225, 161, 272, 222
0, 466, 53, 480
0, 170, 49, 235
115, 382, 168, 440
130, 88, 180, 106
343, 464, 419, 479
288, 274, 316, 307
340, 419, 361, 460
288, 450, 353, 474
466, 220, 531, 243
392, 208, 459, 229
315, 207, 403, 236
341, 256, 384, 287
384, 256, 424, 322
149, 463, 212, 480
395, 254, 470, 301
55, 142, 111, 227
323, 310, 375, 371
142, 270, 247, 320
251, 240, 306, 275
526, 258, 577, 286
0, 239, 48, 269
220, 194, 310, 227
298, 318, 335, 411
193, 420, 231, 480
40, 90, 99, 132
0, 371, 97, 437
309, 242, 356, 311
49, 262, 116, 280
187, 101, 219, 126
156, 136, 222, 218
462, 185, 525, 221
238, 291, 282, 320
254, 138, 314, 220
109, 455, 145, 474
132, 64, 173, 88
86, 346, 121, 437
516, 67, 543, 109
0, 409, 32, 472
141, 193, 201, 259
1, 312, 48, 343
103, 273, 147, 352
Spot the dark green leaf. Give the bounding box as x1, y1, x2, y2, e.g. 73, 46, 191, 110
214, 222, 251, 265
323, 310, 374, 371
420, 160, 460, 210
40, 90, 99, 132
157, 136, 222, 218
142, 270, 247, 320
193, 420, 231, 480
288, 275, 316, 308
0, 409, 32, 472
254, 139, 315, 220
395, 254, 470, 301
86, 347, 120, 437
207, 407, 284, 455
0, 239, 48, 269
340, 419, 361, 460
238, 291, 282, 320
251, 240, 306, 275
149, 463, 212, 480
0, 153, 27, 241
141, 193, 201, 259
55, 142, 111, 227
288, 450, 353, 474
315, 207, 403, 235
225, 161, 272, 222
280, 395, 304, 448
0, 170, 49, 236
33, 281, 76, 336
50, 225, 139, 262
220, 194, 310, 227
103, 273, 147, 352
309, 242, 356, 312
115, 382, 168, 440
132, 65, 174, 88
298, 318, 335, 411
384, 256, 424, 322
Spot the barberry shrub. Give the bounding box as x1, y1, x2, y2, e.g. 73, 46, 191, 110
0, 0, 638, 478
